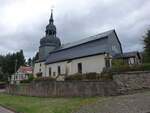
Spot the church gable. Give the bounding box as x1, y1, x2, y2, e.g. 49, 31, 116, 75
107, 30, 123, 56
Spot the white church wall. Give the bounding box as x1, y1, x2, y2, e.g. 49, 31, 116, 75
45, 54, 107, 77
69, 54, 106, 75
33, 62, 46, 77
46, 61, 68, 77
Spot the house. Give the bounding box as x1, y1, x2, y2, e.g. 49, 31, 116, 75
34, 10, 123, 78
114, 51, 142, 65
11, 66, 33, 84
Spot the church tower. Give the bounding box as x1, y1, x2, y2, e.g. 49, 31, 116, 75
39, 9, 61, 60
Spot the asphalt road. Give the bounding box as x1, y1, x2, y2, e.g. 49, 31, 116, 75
74, 91, 150, 113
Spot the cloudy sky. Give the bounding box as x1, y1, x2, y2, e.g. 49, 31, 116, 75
0, 0, 149, 58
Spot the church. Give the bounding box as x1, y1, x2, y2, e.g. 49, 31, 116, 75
33, 10, 140, 78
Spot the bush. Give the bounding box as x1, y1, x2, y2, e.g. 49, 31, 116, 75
140, 63, 150, 71
65, 73, 83, 80
84, 72, 97, 80
99, 72, 113, 80
108, 63, 150, 73
34, 77, 56, 81
112, 59, 124, 67
28, 74, 34, 81
20, 79, 30, 83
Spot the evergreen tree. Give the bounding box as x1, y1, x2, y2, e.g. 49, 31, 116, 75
32, 52, 39, 65
143, 29, 150, 63
0, 50, 26, 82
27, 58, 32, 66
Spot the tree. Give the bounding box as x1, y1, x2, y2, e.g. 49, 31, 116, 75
32, 52, 39, 65
143, 29, 150, 63
0, 50, 26, 82
27, 58, 32, 66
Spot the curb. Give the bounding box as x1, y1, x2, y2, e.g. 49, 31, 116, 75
0, 104, 24, 113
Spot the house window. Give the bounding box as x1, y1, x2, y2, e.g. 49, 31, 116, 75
40, 64, 41, 67
39, 68, 41, 72
49, 67, 51, 76
105, 59, 111, 68
78, 63, 82, 73
58, 66, 61, 75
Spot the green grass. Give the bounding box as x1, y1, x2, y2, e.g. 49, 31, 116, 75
0, 94, 108, 113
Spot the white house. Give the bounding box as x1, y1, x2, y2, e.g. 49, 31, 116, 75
11, 66, 33, 84
33, 10, 123, 78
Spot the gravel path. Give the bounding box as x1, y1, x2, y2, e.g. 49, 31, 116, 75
0, 89, 5, 93
74, 91, 150, 113
0, 106, 14, 113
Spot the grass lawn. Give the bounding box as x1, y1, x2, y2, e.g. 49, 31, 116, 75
0, 94, 109, 113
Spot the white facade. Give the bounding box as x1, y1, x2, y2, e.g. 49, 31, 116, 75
11, 66, 33, 84
34, 54, 112, 78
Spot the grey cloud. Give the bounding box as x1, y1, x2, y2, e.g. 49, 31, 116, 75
0, 0, 150, 58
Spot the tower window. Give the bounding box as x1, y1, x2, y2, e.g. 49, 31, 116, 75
78, 63, 82, 73
58, 66, 61, 75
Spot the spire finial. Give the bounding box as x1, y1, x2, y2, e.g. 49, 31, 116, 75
49, 7, 54, 24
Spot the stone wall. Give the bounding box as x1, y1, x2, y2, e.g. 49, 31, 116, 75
6, 80, 117, 98
6, 71, 150, 97
113, 71, 150, 93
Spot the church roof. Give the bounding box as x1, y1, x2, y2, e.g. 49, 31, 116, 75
52, 29, 115, 52
45, 29, 116, 64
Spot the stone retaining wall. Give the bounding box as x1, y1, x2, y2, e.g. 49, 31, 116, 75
6, 80, 117, 97
6, 71, 150, 97
113, 71, 150, 93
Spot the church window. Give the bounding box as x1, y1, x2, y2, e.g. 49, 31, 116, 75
58, 66, 61, 75
49, 67, 51, 76
105, 59, 111, 68
39, 68, 41, 72
53, 72, 56, 76
78, 63, 82, 73
40, 64, 41, 67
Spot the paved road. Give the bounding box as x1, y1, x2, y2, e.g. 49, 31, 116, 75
0, 106, 14, 113
74, 91, 150, 113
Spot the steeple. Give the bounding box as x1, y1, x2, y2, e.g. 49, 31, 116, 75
49, 9, 54, 24
39, 9, 61, 60
46, 9, 56, 36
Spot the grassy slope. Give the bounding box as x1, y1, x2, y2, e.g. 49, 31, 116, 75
0, 94, 108, 113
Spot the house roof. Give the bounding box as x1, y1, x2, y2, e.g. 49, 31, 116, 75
45, 30, 115, 64
114, 51, 141, 59
19, 66, 33, 72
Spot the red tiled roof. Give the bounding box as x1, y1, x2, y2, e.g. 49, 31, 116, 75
20, 66, 33, 71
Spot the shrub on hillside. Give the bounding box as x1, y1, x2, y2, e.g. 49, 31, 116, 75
99, 72, 113, 80
65, 73, 83, 80
140, 63, 150, 71
34, 77, 56, 81
20, 79, 30, 83
84, 72, 97, 80
112, 59, 124, 67
28, 74, 34, 81
108, 63, 150, 73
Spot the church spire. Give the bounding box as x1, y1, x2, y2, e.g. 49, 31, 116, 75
46, 9, 57, 36
49, 9, 54, 24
